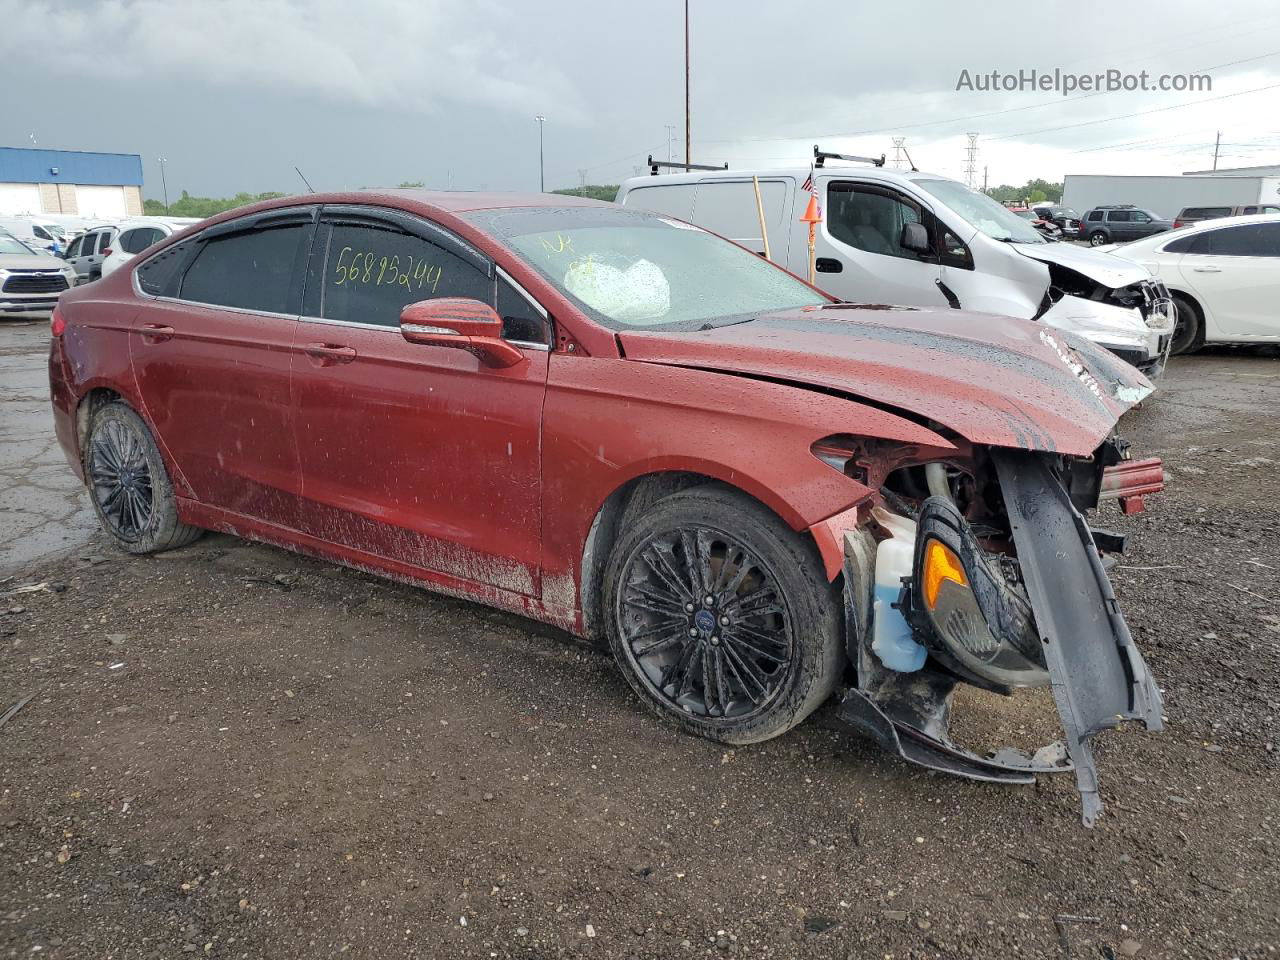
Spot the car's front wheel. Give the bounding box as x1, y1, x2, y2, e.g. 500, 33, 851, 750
603, 484, 844, 745
84, 402, 203, 554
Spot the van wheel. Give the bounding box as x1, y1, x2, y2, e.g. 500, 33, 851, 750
603, 484, 844, 745
85, 403, 202, 554
1088, 231, 1108, 246
1169, 293, 1205, 355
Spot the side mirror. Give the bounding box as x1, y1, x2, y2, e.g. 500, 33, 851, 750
399, 298, 526, 368
900, 221, 931, 254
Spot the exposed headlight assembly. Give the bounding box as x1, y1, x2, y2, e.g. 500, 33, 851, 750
908, 496, 1048, 689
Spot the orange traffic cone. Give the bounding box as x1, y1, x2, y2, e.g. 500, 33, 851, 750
800, 192, 822, 223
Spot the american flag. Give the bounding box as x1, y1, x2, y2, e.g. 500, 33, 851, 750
801, 163, 821, 216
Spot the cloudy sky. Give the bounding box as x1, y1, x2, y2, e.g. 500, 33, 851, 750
5, 0, 1279, 199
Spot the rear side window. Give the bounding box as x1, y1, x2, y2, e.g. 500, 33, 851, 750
1087, 210, 1103, 221
1183, 207, 1231, 219
311, 221, 491, 327
180, 224, 308, 313
1242, 206, 1258, 215
120, 227, 165, 254
137, 239, 196, 297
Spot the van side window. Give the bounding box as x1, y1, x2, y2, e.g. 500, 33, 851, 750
624, 184, 697, 221
689, 180, 787, 247
826, 182, 926, 261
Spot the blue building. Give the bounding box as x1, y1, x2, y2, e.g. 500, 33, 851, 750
0, 147, 144, 219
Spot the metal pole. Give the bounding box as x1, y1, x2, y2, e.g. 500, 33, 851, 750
1212, 130, 1221, 171
158, 157, 169, 213
535, 115, 547, 192
684, 0, 691, 165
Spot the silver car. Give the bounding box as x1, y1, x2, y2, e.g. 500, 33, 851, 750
0, 233, 77, 318
63, 225, 118, 284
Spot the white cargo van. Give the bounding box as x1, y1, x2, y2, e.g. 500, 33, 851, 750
616, 153, 1174, 372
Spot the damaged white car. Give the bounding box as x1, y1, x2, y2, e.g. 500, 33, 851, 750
617, 149, 1175, 375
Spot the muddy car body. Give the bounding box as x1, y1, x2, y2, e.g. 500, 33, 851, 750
48, 191, 1163, 824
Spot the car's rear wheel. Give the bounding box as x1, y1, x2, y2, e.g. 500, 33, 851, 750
603, 484, 844, 745
1088, 231, 1108, 246
85, 402, 202, 554
1169, 293, 1205, 355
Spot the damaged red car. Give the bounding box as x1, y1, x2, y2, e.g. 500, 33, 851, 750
48, 191, 1165, 825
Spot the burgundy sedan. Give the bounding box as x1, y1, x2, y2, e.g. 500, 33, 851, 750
49, 191, 1164, 824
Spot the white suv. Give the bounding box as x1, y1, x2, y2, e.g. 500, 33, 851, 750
101, 218, 201, 278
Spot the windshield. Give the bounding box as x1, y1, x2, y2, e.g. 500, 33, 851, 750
916, 179, 1047, 243
43, 224, 66, 237
0, 235, 35, 255
465, 206, 828, 331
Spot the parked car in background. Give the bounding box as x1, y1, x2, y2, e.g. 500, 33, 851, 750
1105, 213, 1280, 354
1172, 204, 1280, 229
1010, 207, 1063, 239
49, 190, 1165, 825
618, 159, 1174, 373
100, 217, 201, 278
63, 225, 118, 284
1080, 205, 1172, 246
0, 216, 62, 255
1031, 204, 1082, 237
0, 232, 76, 317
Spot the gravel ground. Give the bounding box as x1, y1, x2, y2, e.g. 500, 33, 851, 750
2, 323, 1278, 959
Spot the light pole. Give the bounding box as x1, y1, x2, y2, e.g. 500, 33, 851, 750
158, 156, 170, 214
534, 115, 547, 192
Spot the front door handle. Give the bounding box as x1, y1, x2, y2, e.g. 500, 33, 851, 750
140, 323, 175, 343
303, 342, 358, 366
815, 257, 843, 273
1192, 266, 1222, 273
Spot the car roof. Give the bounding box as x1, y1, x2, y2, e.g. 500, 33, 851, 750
618, 165, 953, 190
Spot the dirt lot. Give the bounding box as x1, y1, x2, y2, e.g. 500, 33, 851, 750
2, 320, 1278, 959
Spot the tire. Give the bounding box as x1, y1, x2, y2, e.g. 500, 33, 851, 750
1088, 231, 1109, 246
84, 402, 202, 554
602, 484, 844, 745
1169, 293, 1205, 356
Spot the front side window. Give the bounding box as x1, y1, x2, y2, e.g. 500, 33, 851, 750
496, 278, 548, 343
66, 236, 83, 258
97, 231, 114, 254
179, 224, 308, 313
915, 178, 1045, 243
310, 220, 491, 328
1189, 222, 1280, 257
464, 206, 827, 332
1131, 211, 1153, 223
827, 183, 925, 260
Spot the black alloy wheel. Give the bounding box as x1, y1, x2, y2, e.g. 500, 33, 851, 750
88, 416, 155, 543
617, 526, 795, 721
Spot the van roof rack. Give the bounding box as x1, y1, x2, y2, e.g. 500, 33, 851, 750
647, 156, 729, 176
813, 145, 886, 168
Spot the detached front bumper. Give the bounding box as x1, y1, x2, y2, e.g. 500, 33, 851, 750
837, 450, 1164, 826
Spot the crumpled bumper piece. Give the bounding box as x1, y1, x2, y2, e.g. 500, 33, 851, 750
992, 450, 1164, 826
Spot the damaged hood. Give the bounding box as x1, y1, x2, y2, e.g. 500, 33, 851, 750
1010, 241, 1151, 288
618, 304, 1152, 457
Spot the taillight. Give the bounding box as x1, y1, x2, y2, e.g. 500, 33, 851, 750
102, 248, 113, 257
50, 307, 66, 337
1172, 220, 1185, 229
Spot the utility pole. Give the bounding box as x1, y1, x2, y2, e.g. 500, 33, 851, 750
684, 0, 691, 165
964, 133, 979, 188
158, 156, 169, 213
578, 169, 588, 197
983, 165, 989, 194
1213, 129, 1221, 171
665, 124, 677, 163
534, 115, 547, 192
891, 137, 906, 169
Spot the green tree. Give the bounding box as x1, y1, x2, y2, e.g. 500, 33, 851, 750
551, 184, 619, 202
1028, 188, 1047, 204
141, 190, 287, 218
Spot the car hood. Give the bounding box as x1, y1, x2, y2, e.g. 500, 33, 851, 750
617, 305, 1153, 457
1010, 240, 1151, 288
0, 253, 68, 270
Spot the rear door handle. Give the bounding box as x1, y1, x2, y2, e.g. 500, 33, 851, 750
140, 323, 175, 343
303, 342, 358, 366
1192, 266, 1222, 273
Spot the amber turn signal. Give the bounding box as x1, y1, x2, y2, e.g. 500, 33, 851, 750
922, 539, 967, 611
